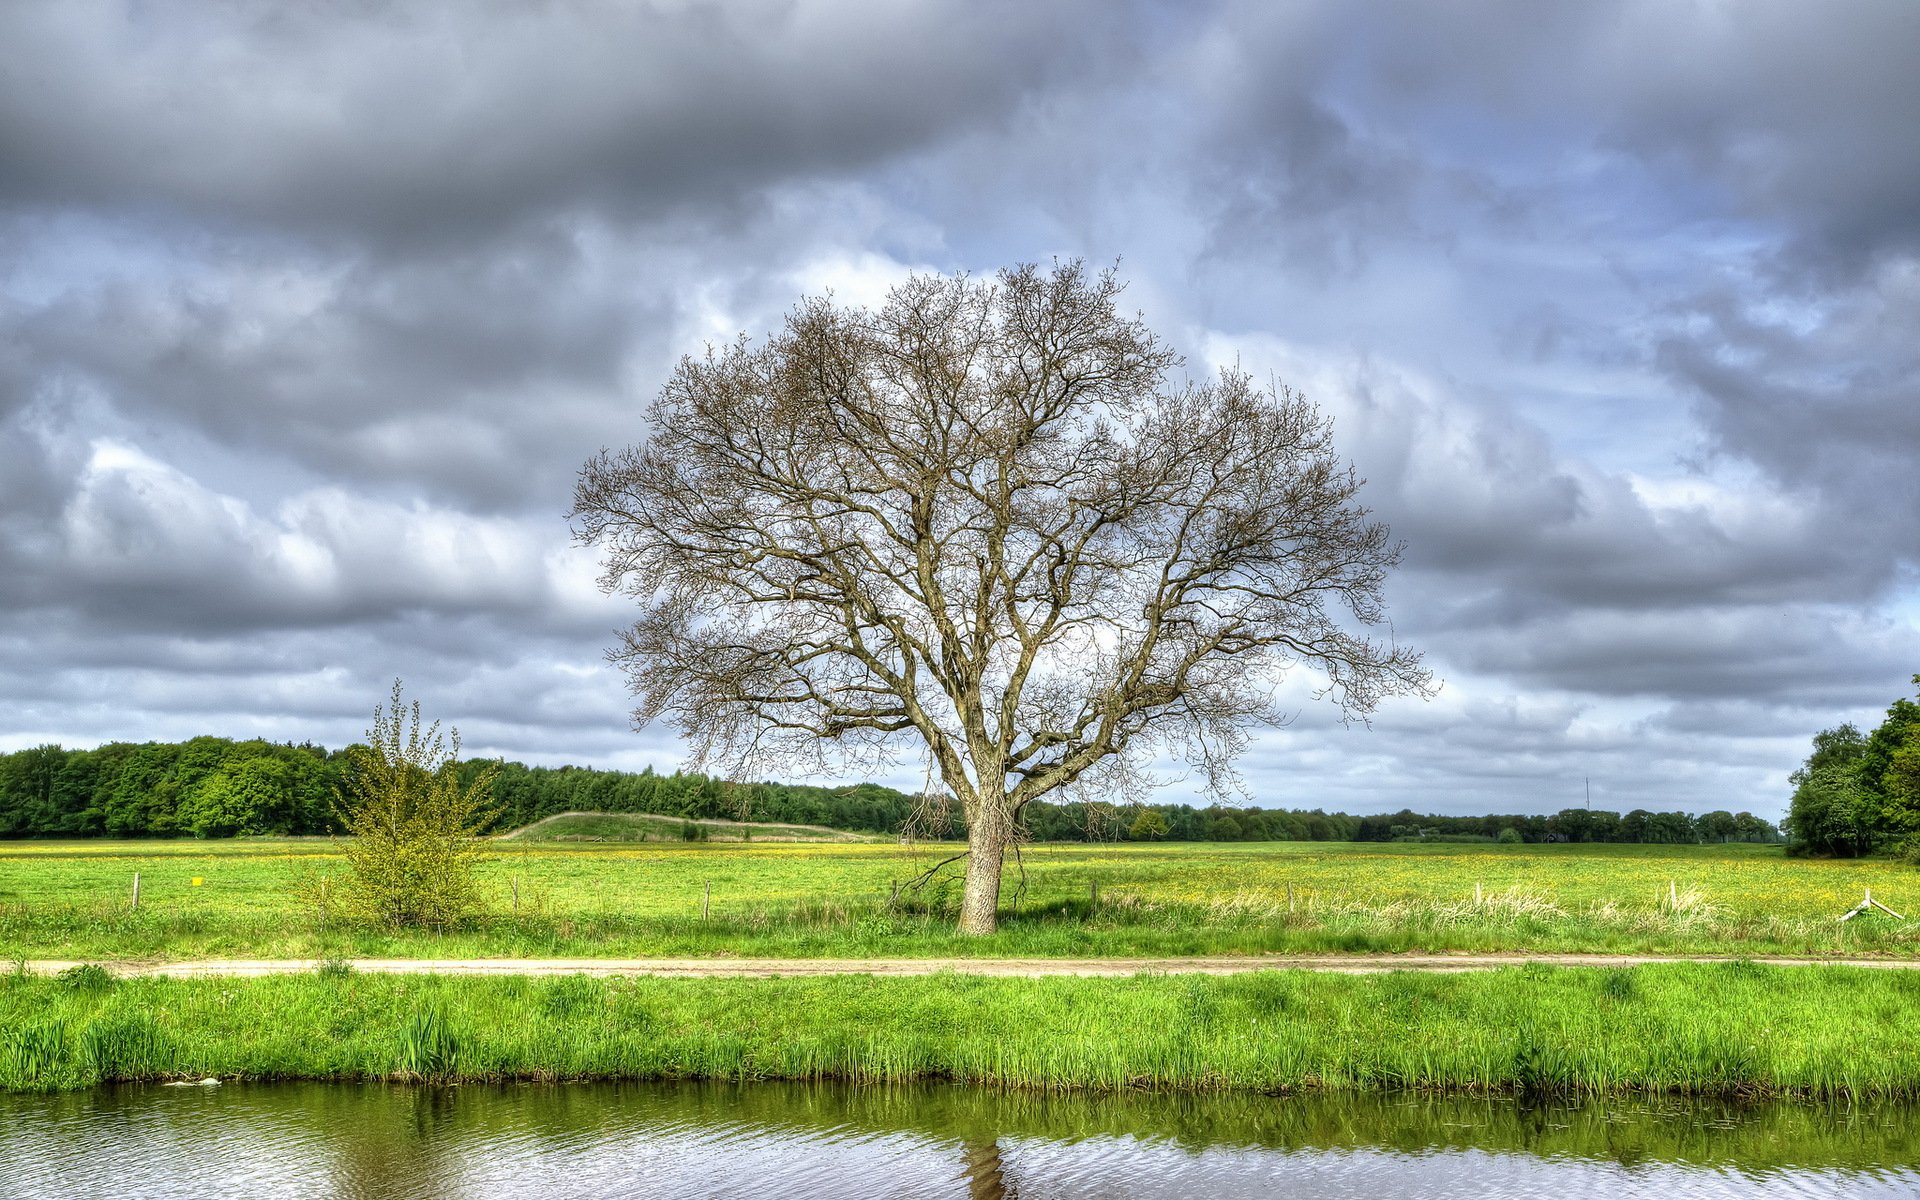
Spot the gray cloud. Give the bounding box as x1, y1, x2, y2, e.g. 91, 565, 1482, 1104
0, 0, 1114, 245
1, 0, 1915, 819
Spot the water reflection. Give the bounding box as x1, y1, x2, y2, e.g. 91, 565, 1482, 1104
3, 1081, 1916, 1199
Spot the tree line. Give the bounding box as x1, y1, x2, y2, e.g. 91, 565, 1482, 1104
0, 735, 1777, 845
1786, 676, 1920, 857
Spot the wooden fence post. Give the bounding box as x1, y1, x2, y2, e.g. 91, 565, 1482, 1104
703, 879, 712, 922
131, 872, 140, 911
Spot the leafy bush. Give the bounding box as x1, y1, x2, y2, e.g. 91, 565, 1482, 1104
338, 682, 499, 929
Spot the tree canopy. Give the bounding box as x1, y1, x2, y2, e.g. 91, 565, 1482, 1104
1786, 677, 1920, 857
573, 261, 1433, 931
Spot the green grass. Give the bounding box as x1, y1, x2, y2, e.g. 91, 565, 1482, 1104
500, 811, 875, 843
3, 838, 1917, 961
4, 961, 1919, 1098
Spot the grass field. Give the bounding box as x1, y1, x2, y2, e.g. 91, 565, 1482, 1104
4, 837, 1918, 961
6, 960, 1920, 1097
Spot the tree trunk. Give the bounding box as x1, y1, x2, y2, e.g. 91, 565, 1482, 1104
957, 802, 1010, 935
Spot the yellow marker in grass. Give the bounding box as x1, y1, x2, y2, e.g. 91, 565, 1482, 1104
191, 877, 204, 887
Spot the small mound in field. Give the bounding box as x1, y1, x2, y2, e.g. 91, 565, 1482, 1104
497, 811, 874, 844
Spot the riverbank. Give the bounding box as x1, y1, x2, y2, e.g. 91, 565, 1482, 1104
6, 961, 1919, 1097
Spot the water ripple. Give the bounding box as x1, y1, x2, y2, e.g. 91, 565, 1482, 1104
2, 1084, 1915, 1200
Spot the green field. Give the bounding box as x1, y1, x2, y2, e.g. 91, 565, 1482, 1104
6, 961, 1920, 1097
4, 837, 1916, 961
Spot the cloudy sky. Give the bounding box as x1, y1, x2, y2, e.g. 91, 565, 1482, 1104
4, 1, 1917, 820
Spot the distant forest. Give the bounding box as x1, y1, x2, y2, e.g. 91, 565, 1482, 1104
0, 736, 1779, 845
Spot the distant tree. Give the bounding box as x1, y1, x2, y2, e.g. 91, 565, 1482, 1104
1648, 810, 1695, 844
1495, 826, 1523, 844
1785, 694, 1920, 857
1696, 809, 1738, 843
1547, 808, 1602, 843
572, 262, 1432, 933
336, 682, 499, 929
1206, 814, 1244, 842
1786, 765, 1878, 857
180, 756, 293, 838
1791, 722, 1868, 785
1858, 694, 1920, 803
1730, 811, 1774, 843
0, 746, 60, 836
1128, 808, 1169, 841
1880, 701, 1920, 859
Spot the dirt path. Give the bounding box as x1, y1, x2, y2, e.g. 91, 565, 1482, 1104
21, 953, 1920, 979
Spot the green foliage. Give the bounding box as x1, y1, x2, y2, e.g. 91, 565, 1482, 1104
1788, 678, 1920, 857
79, 1010, 171, 1080
1127, 809, 1168, 841
1788, 766, 1879, 857
337, 682, 499, 929
395, 1004, 460, 1080
6, 1020, 68, 1090
1791, 722, 1868, 785
1206, 814, 1244, 841
1496, 827, 1524, 844
55, 964, 113, 993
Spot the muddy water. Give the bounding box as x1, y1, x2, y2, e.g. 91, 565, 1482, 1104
4, 1081, 1916, 1198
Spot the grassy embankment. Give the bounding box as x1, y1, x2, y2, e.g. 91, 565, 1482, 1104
3, 838, 1916, 961
497, 811, 880, 843
6, 960, 1920, 1097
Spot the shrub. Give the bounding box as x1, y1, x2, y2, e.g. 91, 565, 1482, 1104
337, 681, 499, 929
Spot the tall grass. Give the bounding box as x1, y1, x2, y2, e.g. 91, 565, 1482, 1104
6, 962, 1920, 1098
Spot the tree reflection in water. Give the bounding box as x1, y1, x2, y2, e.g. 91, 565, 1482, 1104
963, 1136, 1017, 1200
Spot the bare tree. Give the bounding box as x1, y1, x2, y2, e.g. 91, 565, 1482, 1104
572, 262, 1431, 934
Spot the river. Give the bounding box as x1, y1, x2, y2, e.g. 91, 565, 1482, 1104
4, 1081, 1915, 1197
